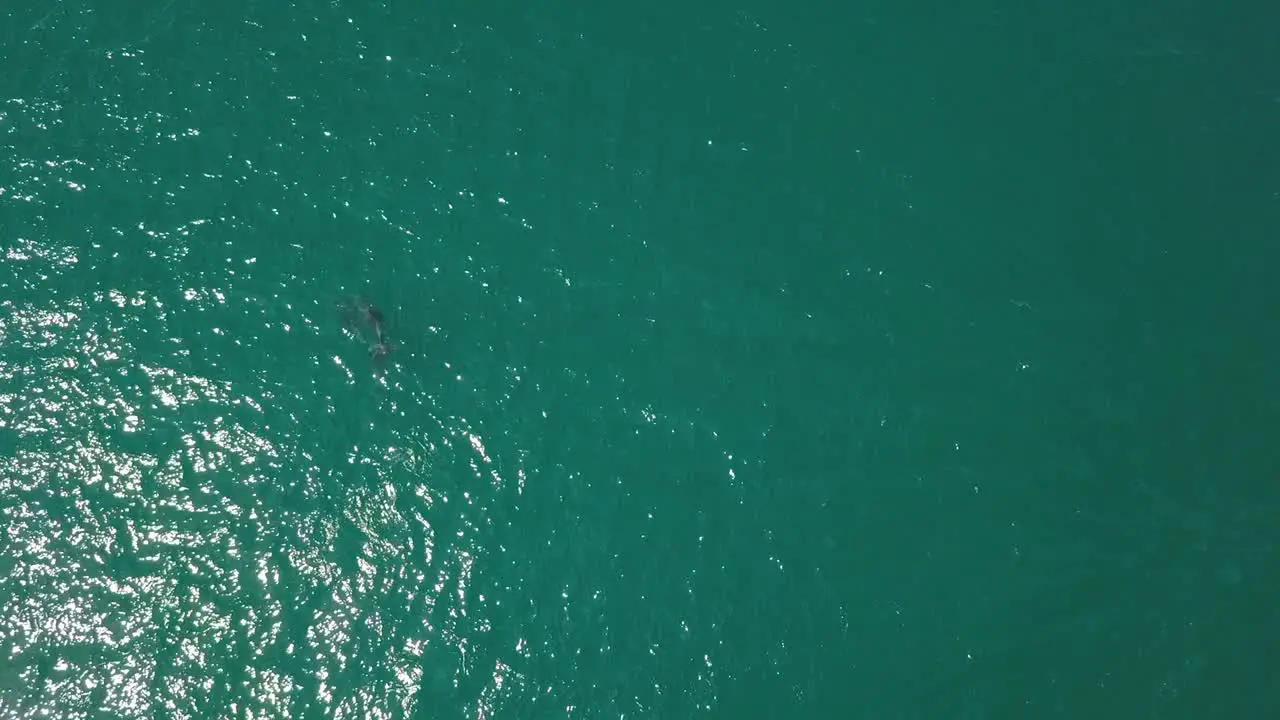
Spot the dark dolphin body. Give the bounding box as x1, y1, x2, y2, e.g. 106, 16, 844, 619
338, 296, 395, 363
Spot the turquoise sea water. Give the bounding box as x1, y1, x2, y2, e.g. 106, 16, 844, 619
3, 1, 1278, 718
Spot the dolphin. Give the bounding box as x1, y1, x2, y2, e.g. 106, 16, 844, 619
338, 296, 395, 359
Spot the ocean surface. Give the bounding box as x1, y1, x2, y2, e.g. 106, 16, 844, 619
3, 1, 1278, 718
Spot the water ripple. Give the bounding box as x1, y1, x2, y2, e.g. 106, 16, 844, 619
0, 282, 520, 718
